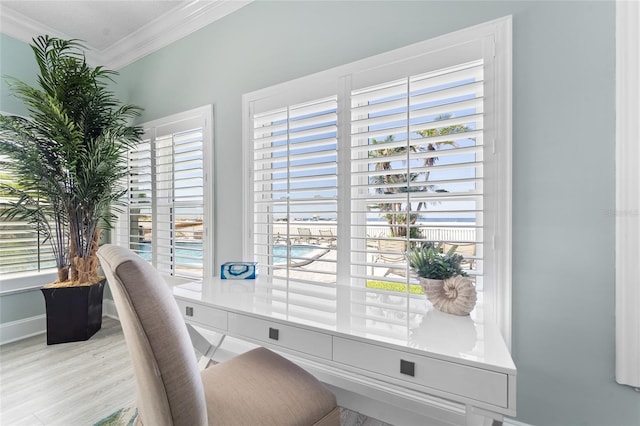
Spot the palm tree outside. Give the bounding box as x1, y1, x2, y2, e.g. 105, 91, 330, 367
369, 113, 470, 241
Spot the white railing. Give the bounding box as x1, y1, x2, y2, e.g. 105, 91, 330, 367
421, 226, 476, 242
272, 221, 477, 244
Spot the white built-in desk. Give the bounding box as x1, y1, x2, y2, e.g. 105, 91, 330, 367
173, 278, 516, 426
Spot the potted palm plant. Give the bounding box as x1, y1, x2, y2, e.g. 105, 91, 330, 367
0, 36, 142, 344
408, 244, 477, 316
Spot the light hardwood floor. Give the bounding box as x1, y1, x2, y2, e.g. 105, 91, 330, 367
1, 318, 389, 426
0, 318, 136, 425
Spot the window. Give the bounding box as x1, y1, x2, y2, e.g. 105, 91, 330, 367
350, 61, 485, 292
244, 18, 511, 337
0, 157, 56, 276
252, 97, 338, 287
115, 105, 213, 281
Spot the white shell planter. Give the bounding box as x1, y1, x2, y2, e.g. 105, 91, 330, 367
420, 276, 477, 316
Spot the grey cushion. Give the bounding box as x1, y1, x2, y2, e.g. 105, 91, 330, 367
202, 347, 338, 425
97, 244, 338, 426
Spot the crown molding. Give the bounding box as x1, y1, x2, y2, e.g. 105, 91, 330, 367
102, 0, 252, 69
0, 0, 252, 70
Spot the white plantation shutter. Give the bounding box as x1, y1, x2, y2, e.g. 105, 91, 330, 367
118, 106, 212, 281
350, 60, 485, 291
252, 96, 338, 293
126, 138, 152, 259
154, 128, 205, 279
0, 217, 44, 274
0, 161, 56, 274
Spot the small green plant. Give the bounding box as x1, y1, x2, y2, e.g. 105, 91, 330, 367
408, 244, 467, 280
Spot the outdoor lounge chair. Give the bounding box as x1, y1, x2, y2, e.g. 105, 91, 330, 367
296, 227, 317, 244
443, 242, 476, 270
373, 239, 408, 277
319, 229, 336, 247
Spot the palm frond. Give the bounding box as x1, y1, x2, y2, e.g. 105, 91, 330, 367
1, 35, 143, 281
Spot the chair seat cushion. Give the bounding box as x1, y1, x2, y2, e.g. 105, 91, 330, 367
201, 347, 338, 426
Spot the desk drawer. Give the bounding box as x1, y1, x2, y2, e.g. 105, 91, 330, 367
333, 337, 508, 408
228, 313, 332, 360
175, 299, 227, 331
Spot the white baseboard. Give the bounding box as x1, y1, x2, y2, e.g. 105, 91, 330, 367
0, 299, 119, 345
0, 314, 46, 345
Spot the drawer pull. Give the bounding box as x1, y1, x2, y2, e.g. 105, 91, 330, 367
185, 306, 194, 317
269, 327, 279, 341
400, 359, 415, 377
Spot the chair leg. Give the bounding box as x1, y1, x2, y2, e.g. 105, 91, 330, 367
186, 323, 226, 369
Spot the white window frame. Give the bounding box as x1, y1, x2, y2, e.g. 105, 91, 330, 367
615, 0, 640, 389
114, 105, 214, 283
243, 17, 512, 342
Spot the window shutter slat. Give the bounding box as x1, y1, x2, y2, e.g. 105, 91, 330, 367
252, 96, 338, 288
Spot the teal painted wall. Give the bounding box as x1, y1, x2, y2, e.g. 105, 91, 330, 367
0, 33, 37, 116
1, 1, 638, 425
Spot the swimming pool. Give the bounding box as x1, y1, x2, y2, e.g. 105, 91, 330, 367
135, 242, 320, 266
137, 241, 203, 265
272, 245, 320, 264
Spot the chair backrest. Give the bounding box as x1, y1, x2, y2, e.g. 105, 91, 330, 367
443, 242, 476, 256
442, 242, 476, 269
377, 239, 407, 263
97, 244, 207, 426
298, 227, 312, 237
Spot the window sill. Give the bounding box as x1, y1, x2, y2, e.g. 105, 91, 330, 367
0, 270, 58, 296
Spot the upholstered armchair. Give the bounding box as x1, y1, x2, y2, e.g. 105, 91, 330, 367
97, 244, 339, 426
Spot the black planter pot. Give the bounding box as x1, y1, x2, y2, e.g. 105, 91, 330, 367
41, 278, 105, 345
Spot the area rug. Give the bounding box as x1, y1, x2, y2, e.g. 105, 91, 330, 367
93, 406, 138, 426
94, 406, 390, 426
